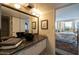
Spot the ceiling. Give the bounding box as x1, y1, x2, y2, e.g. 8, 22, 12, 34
1, 6, 30, 20
4, 3, 73, 14
4, 3, 72, 13
32, 3, 72, 13
56, 4, 79, 21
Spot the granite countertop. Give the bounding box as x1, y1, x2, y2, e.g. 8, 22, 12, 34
0, 35, 47, 55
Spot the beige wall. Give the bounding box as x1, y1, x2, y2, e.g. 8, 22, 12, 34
39, 9, 55, 54
12, 17, 26, 37
20, 19, 26, 32
29, 16, 39, 34
12, 17, 20, 36
32, 17, 38, 34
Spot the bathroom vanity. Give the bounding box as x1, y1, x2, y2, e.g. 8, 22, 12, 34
0, 35, 47, 55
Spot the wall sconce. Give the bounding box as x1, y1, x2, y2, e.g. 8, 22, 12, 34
14, 4, 21, 9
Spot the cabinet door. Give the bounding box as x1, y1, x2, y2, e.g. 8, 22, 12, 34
14, 39, 46, 55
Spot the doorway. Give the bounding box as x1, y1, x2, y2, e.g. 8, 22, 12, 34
1, 15, 10, 37
55, 4, 79, 55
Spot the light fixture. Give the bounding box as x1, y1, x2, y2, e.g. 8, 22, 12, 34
32, 8, 42, 17
14, 4, 21, 9
32, 12, 40, 17
19, 3, 29, 7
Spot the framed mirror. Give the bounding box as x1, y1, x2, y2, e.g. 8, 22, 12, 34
0, 4, 39, 39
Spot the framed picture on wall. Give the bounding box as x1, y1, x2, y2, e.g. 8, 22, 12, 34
41, 20, 48, 29
32, 22, 36, 29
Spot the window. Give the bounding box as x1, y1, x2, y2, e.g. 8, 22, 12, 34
25, 23, 28, 32
55, 21, 74, 32
64, 21, 73, 32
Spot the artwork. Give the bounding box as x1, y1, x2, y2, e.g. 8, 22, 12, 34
32, 22, 36, 29
41, 20, 48, 29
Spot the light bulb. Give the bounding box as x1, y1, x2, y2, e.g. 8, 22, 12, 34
32, 8, 42, 16
14, 4, 21, 9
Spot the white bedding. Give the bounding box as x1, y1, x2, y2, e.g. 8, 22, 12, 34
56, 32, 77, 46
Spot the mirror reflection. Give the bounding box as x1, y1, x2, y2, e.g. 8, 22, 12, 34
1, 5, 38, 39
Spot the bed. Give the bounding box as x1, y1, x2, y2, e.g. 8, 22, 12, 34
56, 32, 78, 54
